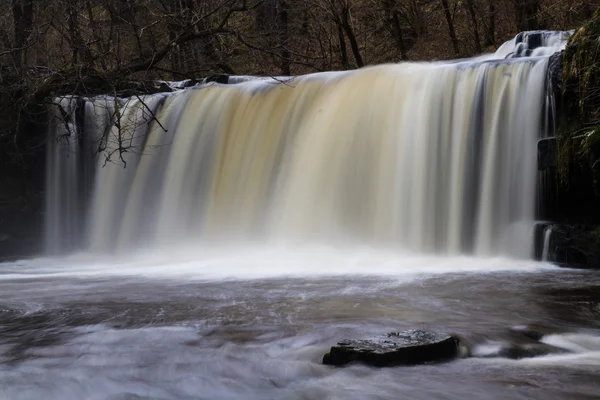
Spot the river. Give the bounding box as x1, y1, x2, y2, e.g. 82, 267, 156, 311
1, 246, 599, 399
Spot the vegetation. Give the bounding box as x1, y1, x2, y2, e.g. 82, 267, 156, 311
0, 0, 594, 157
0, 0, 595, 259
558, 6, 600, 192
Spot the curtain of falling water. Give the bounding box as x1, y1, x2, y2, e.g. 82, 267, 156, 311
45, 97, 80, 253
45, 31, 568, 258
76, 60, 546, 257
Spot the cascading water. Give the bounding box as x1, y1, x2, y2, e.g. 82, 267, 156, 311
541, 225, 554, 261
45, 98, 80, 252
45, 31, 570, 258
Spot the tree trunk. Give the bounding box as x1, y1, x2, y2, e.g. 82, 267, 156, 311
465, 0, 482, 54
340, 5, 364, 68
440, 0, 460, 56
484, 0, 495, 46
11, 0, 34, 67
277, 0, 291, 75
515, 0, 541, 31
86, 0, 107, 69
337, 24, 350, 69
409, 0, 426, 36
66, 0, 80, 64
382, 0, 408, 61
392, 11, 409, 60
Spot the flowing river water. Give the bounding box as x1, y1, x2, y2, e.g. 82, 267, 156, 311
3, 30, 599, 400
1, 248, 600, 399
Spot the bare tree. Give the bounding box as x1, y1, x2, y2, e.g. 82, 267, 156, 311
484, 0, 495, 46
317, 0, 364, 68
440, 0, 460, 56
465, 0, 482, 53
381, 0, 409, 60
11, 0, 34, 66
514, 0, 542, 31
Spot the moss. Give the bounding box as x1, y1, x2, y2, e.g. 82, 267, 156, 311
589, 225, 600, 243
557, 7, 600, 187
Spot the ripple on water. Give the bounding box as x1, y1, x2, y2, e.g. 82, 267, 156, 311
0, 251, 599, 399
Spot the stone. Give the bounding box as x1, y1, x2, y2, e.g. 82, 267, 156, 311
499, 343, 568, 359
548, 225, 600, 269
538, 138, 556, 171
322, 330, 459, 367
473, 341, 568, 360
510, 324, 557, 341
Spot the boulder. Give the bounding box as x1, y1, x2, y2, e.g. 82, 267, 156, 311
549, 224, 600, 269
322, 330, 459, 367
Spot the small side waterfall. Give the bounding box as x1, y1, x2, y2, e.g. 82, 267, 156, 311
541, 225, 554, 261
45, 31, 571, 258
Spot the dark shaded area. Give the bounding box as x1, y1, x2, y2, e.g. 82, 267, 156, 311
551, 8, 600, 224
0, 103, 48, 260
535, 223, 600, 269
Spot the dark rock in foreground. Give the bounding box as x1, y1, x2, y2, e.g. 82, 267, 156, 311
323, 330, 459, 367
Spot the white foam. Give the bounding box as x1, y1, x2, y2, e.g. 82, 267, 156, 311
473, 333, 600, 369
0, 245, 554, 282
541, 333, 600, 353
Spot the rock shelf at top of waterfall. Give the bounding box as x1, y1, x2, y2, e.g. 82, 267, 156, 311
46, 30, 571, 259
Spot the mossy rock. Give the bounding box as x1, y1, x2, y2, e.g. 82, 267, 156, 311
558, 8, 600, 187
545, 224, 600, 269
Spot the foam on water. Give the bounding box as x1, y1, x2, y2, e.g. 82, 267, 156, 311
470, 332, 600, 370
0, 245, 555, 282
44, 31, 571, 261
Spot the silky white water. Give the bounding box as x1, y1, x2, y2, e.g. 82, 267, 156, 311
541, 225, 554, 261
23, 30, 600, 400
45, 31, 568, 258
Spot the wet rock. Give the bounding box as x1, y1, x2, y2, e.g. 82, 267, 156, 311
548, 51, 563, 93
204, 74, 230, 84
322, 330, 459, 367
501, 343, 568, 359
510, 325, 557, 341
473, 341, 568, 360
548, 225, 600, 269
538, 138, 556, 171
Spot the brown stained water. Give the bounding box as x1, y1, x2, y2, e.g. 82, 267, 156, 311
0, 247, 599, 400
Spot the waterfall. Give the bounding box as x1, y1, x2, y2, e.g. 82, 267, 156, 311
541, 225, 554, 261
45, 97, 80, 253
45, 31, 570, 258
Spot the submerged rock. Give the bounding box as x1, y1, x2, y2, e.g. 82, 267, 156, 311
322, 330, 459, 367
510, 324, 558, 341
473, 341, 568, 360
469, 325, 571, 360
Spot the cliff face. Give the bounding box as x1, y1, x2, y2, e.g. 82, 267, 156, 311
556, 8, 600, 215
0, 113, 47, 260
539, 9, 600, 268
